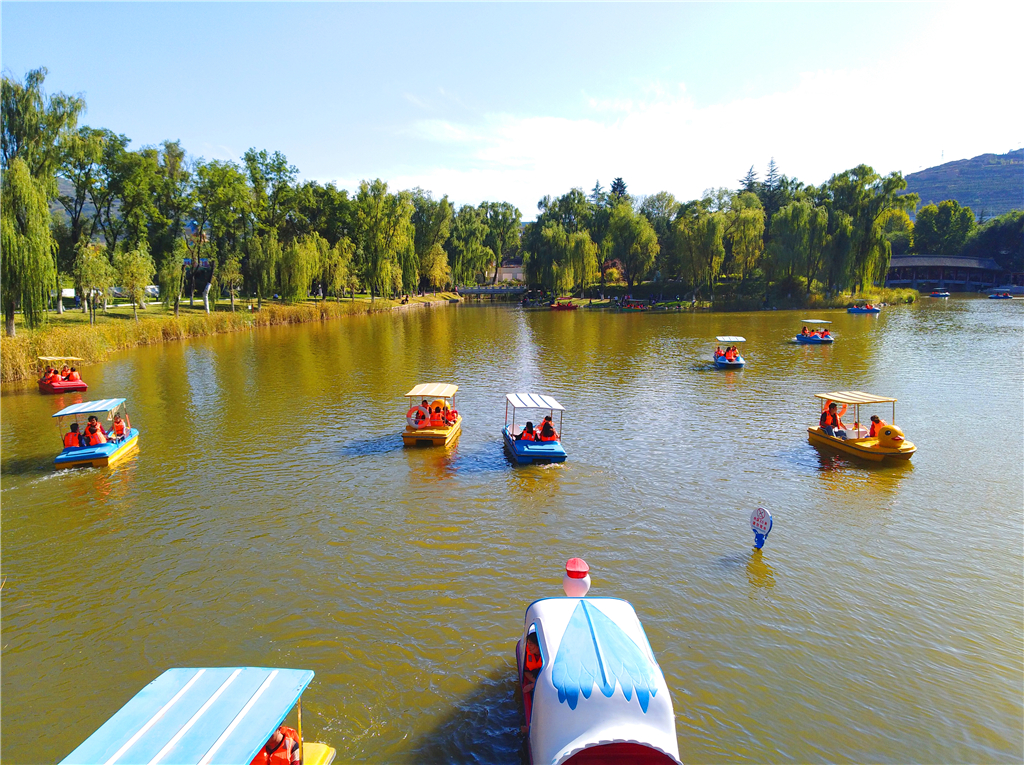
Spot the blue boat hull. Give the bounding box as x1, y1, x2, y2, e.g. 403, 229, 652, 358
55, 428, 140, 469
713, 356, 745, 368
502, 427, 567, 464
847, 307, 880, 313
989, 295, 1012, 299
796, 335, 834, 344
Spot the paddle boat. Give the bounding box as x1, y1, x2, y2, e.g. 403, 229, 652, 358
619, 300, 649, 312
807, 391, 916, 462
713, 336, 746, 368
37, 356, 88, 393
516, 559, 681, 765
796, 319, 834, 344
929, 290, 950, 298
551, 298, 579, 311
503, 392, 567, 464
847, 302, 881, 314
402, 383, 461, 447
59, 666, 335, 765
53, 398, 139, 470
989, 292, 1013, 299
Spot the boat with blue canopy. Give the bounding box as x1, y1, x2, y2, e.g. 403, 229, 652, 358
53, 398, 140, 470
713, 335, 745, 368
516, 559, 681, 764
796, 319, 834, 344
59, 666, 335, 765
503, 393, 567, 464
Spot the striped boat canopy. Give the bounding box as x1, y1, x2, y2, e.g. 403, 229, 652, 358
716, 336, 746, 343
405, 383, 458, 398
52, 399, 127, 418
38, 356, 84, 362
800, 319, 832, 324
506, 393, 564, 411
60, 667, 313, 765
815, 391, 897, 405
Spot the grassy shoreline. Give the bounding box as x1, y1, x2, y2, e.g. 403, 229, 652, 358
0, 294, 459, 384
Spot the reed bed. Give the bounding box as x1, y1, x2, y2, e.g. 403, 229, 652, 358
1, 296, 454, 383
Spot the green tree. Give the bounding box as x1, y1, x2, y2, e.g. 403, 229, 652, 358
961, 210, 1023, 272
160, 238, 187, 316
73, 241, 115, 325
913, 200, 976, 256
605, 200, 659, 288
411, 189, 453, 290
113, 242, 156, 321
243, 148, 296, 235
446, 204, 491, 286
322, 237, 355, 300
56, 126, 105, 272
219, 250, 243, 311
482, 201, 522, 283
879, 208, 913, 256
354, 179, 414, 299
725, 192, 765, 280
249, 231, 281, 308
147, 140, 193, 268
609, 177, 628, 200
1, 158, 56, 334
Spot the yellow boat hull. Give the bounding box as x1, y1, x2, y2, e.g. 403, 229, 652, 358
303, 742, 336, 765
807, 427, 915, 462
54, 434, 140, 470
402, 415, 462, 447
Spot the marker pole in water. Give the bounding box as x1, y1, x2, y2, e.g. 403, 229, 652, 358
750, 507, 773, 549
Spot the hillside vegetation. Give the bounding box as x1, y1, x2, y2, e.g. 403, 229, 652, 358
904, 149, 1023, 220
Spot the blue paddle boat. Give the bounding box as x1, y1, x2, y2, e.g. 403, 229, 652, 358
989, 292, 1013, 299
847, 302, 881, 314
796, 319, 834, 344
713, 335, 746, 368
503, 392, 567, 464
53, 398, 140, 470
59, 666, 336, 765
929, 290, 950, 298
516, 559, 681, 764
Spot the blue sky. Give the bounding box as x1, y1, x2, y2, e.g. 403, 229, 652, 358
4, 2, 1021, 218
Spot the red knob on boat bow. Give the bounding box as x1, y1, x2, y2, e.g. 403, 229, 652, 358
565, 558, 590, 579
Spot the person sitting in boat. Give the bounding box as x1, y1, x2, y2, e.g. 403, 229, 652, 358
83, 420, 108, 446
63, 423, 84, 449
59, 364, 71, 380
67, 367, 82, 382
110, 412, 131, 442
430, 405, 445, 427
868, 414, 886, 438
724, 346, 737, 362
820, 329, 831, 338
714, 345, 723, 358
539, 416, 559, 442
249, 724, 302, 765
801, 326, 809, 336
820, 402, 848, 439
42, 367, 61, 384
522, 632, 542, 695
445, 406, 458, 425
40, 366, 54, 382
516, 422, 537, 441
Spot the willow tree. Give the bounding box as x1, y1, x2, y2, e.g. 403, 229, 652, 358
355, 179, 414, 299
567, 230, 599, 296
160, 239, 187, 316
322, 237, 355, 300
1, 159, 56, 335
279, 234, 321, 302
113, 243, 156, 321
726, 193, 765, 280
606, 201, 659, 289
482, 201, 521, 284
249, 232, 281, 308
73, 242, 115, 325
219, 251, 243, 311
446, 204, 491, 286
412, 190, 452, 291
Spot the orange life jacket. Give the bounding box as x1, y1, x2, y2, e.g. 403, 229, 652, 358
87, 427, 108, 446
869, 420, 886, 437
519, 430, 535, 441
64, 432, 80, 448
539, 429, 558, 442
820, 411, 839, 428
249, 725, 301, 765
525, 646, 542, 672
68, 371, 82, 381
430, 410, 443, 426
724, 350, 736, 361
45, 372, 61, 383
113, 420, 127, 437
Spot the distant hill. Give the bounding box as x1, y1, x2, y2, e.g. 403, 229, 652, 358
904, 149, 1023, 220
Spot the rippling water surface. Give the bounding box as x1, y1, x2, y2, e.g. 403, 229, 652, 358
2, 298, 1022, 763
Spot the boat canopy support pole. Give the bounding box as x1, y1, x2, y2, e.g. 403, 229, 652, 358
296, 697, 303, 756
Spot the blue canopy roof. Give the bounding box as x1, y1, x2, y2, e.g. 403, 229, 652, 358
52, 398, 127, 418
60, 667, 313, 765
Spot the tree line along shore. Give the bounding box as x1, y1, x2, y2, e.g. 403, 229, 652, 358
4, 68, 1019, 376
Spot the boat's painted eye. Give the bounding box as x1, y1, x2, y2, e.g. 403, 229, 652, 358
884, 429, 892, 436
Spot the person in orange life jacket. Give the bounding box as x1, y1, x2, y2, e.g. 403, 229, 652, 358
59, 364, 70, 380
516, 421, 536, 441
868, 414, 886, 438
67, 367, 82, 382
522, 632, 542, 694
820, 402, 848, 439
84, 421, 108, 446
430, 406, 444, 427
111, 412, 130, 441
724, 346, 737, 362
445, 406, 457, 424
801, 326, 809, 336
64, 423, 84, 449
714, 345, 723, 358
415, 399, 429, 424
249, 724, 301, 765
539, 416, 558, 441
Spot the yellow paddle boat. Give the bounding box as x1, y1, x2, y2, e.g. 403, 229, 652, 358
808, 391, 916, 462
402, 383, 462, 447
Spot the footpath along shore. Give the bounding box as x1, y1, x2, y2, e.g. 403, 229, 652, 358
0, 294, 460, 384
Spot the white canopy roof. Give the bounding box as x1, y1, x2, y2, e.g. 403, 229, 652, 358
815, 391, 897, 405
52, 399, 126, 418
716, 336, 745, 343
506, 393, 564, 411
800, 319, 832, 324
522, 597, 680, 765
39, 356, 84, 362
405, 383, 458, 398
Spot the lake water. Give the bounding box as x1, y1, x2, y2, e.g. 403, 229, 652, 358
2, 297, 1022, 763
